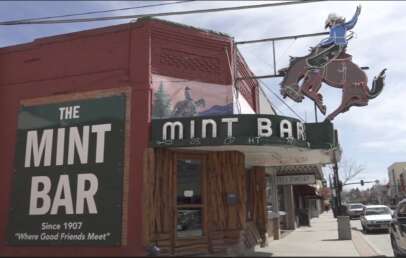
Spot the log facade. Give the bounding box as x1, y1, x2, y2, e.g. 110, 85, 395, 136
143, 148, 267, 255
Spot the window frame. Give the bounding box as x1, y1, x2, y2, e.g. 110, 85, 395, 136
174, 153, 207, 240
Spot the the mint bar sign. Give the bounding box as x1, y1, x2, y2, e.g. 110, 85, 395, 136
7, 95, 126, 246
151, 115, 309, 148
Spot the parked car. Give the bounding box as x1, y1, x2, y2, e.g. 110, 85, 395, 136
346, 203, 365, 219
390, 199, 406, 256
360, 205, 392, 233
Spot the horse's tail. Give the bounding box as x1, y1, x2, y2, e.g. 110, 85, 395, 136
368, 68, 387, 99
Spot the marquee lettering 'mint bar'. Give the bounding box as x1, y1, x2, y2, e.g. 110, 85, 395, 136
150, 114, 337, 149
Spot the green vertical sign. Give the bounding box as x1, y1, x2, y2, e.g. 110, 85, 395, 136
7, 95, 126, 245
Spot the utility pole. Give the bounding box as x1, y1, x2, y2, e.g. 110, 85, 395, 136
332, 150, 352, 240
329, 173, 338, 217
332, 152, 343, 215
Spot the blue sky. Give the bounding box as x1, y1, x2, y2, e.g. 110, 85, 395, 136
1, 1, 404, 188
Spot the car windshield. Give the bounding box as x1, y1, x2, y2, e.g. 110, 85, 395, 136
365, 207, 391, 215
349, 204, 363, 209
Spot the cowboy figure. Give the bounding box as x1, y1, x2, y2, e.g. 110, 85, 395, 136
291, 5, 362, 114
307, 5, 361, 68
172, 86, 206, 117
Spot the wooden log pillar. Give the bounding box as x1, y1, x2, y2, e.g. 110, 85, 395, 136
265, 167, 280, 240
282, 185, 296, 230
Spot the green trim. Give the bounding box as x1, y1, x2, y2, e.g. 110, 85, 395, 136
150, 114, 337, 150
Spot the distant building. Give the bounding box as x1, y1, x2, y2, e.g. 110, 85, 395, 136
388, 162, 406, 205
369, 183, 390, 205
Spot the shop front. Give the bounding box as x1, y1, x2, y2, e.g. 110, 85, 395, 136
0, 17, 340, 257
275, 165, 326, 230
145, 115, 339, 255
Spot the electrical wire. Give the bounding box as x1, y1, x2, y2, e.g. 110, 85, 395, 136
3, 1, 193, 23
259, 80, 305, 121
262, 84, 293, 117
258, 83, 282, 115
276, 38, 297, 62
237, 43, 303, 119
0, 1, 325, 25
234, 49, 281, 116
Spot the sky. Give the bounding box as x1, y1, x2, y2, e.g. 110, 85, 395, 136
0, 1, 404, 189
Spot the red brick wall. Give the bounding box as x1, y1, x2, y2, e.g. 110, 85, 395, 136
0, 18, 259, 257
0, 22, 149, 257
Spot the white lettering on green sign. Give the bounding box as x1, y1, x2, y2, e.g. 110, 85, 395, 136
24, 122, 111, 215
24, 124, 111, 168
161, 117, 305, 142
29, 173, 98, 215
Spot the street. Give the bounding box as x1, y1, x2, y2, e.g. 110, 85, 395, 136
350, 219, 394, 257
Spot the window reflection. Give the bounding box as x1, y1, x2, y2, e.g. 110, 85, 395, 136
177, 160, 201, 205
176, 208, 203, 238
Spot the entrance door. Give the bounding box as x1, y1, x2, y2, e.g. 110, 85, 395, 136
174, 154, 208, 252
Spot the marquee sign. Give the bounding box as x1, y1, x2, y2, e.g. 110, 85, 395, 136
151, 114, 337, 149
7, 94, 126, 246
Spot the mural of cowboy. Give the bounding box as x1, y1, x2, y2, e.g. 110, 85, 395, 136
172, 86, 206, 117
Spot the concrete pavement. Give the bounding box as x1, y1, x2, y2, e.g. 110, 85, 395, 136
351, 220, 393, 257
252, 211, 382, 257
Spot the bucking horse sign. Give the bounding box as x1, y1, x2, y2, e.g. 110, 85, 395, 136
279, 5, 386, 121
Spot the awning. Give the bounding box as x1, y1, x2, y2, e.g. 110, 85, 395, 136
294, 185, 323, 199
172, 145, 339, 167
276, 164, 324, 180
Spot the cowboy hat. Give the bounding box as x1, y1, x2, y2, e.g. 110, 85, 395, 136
325, 13, 345, 28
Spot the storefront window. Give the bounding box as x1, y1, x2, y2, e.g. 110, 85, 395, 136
177, 160, 202, 205
266, 175, 272, 211
176, 208, 203, 238
176, 158, 204, 238
278, 185, 285, 211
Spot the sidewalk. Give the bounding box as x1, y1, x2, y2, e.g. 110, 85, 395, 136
252, 211, 371, 257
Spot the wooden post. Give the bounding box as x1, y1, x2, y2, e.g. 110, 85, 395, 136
266, 167, 280, 240
283, 185, 296, 230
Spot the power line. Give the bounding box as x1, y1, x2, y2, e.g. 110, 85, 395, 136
260, 82, 292, 117
235, 30, 331, 81
236, 38, 304, 119
238, 46, 290, 116
258, 83, 281, 115
259, 80, 305, 121
276, 38, 297, 61
259, 79, 287, 116
0, 1, 325, 25
3, 1, 193, 23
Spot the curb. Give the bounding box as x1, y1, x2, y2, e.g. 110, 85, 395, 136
352, 229, 383, 257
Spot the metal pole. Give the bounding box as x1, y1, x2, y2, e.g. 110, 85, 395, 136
332, 170, 338, 214
328, 173, 336, 214
314, 102, 318, 123
236, 74, 283, 81
236, 66, 370, 81
235, 31, 329, 45
332, 151, 342, 215
272, 40, 277, 76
